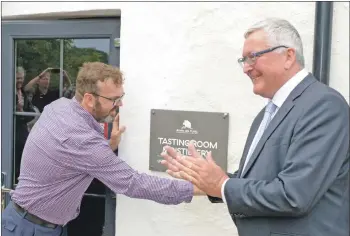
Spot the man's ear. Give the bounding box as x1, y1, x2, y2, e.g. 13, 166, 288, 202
83, 93, 94, 109
284, 48, 297, 70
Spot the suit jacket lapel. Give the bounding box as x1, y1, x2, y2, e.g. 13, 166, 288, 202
240, 74, 316, 178
237, 110, 264, 177
240, 101, 294, 177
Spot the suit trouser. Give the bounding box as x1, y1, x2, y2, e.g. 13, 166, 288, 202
2, 202, 68, 236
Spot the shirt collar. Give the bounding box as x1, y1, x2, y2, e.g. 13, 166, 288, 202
72, 96, 104, 135
270, 68, 309, 108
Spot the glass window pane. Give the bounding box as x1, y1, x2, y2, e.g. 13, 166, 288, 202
14, 39, 60, 183
63, 38, 110, 99
16, 39, 61, 112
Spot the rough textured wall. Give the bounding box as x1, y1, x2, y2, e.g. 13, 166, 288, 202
5, 2, 350, 236
118, 3, 315, 236
329, 2, 349, 103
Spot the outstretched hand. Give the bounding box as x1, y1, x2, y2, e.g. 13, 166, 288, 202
161, 143, 228, 198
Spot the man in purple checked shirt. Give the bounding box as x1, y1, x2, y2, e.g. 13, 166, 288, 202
2, 62, 203, 236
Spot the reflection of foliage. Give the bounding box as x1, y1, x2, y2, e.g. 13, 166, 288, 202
16, 39, 60, 87
16, 39, 109, 89
64, 39, 108, 87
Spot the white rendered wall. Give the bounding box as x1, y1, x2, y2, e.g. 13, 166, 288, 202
2, 2, 348, 236
329, 2, 349, 103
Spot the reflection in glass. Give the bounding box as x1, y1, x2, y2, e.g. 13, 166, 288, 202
63, 39, 109, 98
14, 39, 61, 183
15, 39, 64, 113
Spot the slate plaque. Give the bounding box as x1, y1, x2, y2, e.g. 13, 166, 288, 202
149, 109, 229, 172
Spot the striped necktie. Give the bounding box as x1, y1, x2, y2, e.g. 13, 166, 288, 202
241, 101, 278, 175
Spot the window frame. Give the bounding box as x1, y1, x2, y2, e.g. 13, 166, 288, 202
1, 18, 120, 236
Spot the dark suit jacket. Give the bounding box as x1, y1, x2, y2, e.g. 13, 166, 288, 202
209, 74, 349, 236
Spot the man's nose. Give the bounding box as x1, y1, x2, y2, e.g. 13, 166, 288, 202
116, 100, 123, 107
243, 62, 253, 74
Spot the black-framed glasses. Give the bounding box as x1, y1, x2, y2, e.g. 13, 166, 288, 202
238, 45, 288, 68
92, 92, 125, 107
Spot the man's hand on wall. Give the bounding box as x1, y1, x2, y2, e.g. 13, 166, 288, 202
109, 114, 126, 151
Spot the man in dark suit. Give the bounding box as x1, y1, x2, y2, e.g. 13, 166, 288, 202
161, 18, 349, 236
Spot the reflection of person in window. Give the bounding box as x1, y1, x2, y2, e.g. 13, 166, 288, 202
15, 66, 36, 181
24, 68, 72, 112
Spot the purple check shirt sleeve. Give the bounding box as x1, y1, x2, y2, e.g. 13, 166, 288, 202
11, 98, 193, 225
72, 136, 193, 205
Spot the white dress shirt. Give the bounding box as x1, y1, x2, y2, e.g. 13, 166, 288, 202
220, 68, 309, 204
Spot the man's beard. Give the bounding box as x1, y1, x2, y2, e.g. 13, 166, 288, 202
93, 100, 115, 123
101, 115, 114, 123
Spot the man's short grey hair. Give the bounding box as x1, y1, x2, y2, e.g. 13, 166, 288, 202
244, 18, 305, 67
16, 66, 26, 76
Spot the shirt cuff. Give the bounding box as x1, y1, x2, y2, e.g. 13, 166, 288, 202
221, 178, 230, 204
178, 180, 194, 203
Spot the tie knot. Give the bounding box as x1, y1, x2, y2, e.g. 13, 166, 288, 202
265, 101, 277, 114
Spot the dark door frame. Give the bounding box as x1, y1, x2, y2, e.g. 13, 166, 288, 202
1, 18, 120, 236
